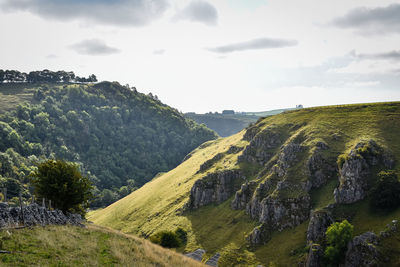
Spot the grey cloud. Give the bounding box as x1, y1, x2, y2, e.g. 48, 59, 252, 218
332, 4, 400, 34
0, 0, 169, 26
173, 0, 218, 26
207, 38, 298, 54
354, 50, 400, 61
153, 49, 165, 55
69, 39, 120, 56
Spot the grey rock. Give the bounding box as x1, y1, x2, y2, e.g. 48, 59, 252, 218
185, 170, 243, 210
238, 127, 282, 166
198, 153, 224, 173
306, 210, 333, 244
247, 194, 311, 231
306, 149, 335, 189
306, 243, 324, 267
334, 140, 383, 204
184, 248, 205, 262
231, 181, 257, 210
248, 223, 272, 246
205, 253, 220, 267
0, 203, 83, 228
344, 232, 380, 267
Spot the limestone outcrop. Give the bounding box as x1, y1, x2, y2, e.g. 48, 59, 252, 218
185, 170, 243, 210
344, 232, 380, 267
306, 209, 333, 244
0, 202, 83, 228
334, 140, 391, 204
238, 127, 282, 166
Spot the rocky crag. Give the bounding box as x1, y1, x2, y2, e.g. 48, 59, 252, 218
0, 202, 83, 228
185, 122, 395, 251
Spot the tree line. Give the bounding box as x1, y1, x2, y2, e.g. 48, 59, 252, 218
0, 69, 97, 84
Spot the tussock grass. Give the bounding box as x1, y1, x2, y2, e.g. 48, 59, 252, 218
0, 224, 205, 266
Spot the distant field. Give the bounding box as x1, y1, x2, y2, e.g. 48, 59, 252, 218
0, 83, 38, 113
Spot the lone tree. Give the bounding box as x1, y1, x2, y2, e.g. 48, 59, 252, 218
324, 220, 354, 265
31, 159, 93, 216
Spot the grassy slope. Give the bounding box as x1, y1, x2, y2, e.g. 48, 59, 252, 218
0, 83, 37, 114
89, 102, 400, 266
0, 224, 205, 267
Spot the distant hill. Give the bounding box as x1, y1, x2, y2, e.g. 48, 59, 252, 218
90, 102, 400, 266
0, 74, 217, 207
185, 107, 298, 137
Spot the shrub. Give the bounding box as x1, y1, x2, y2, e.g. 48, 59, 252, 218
370, 170, 400, 210
150, 230, 181, 248
324, 220, 353, 266
175, 227, 187, 245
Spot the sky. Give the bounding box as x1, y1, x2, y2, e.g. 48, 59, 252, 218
0, 0, 399, 113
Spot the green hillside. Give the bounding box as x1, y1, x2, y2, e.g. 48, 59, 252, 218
0, 224, 205, 267
0, 80, 217, 207
90, 102, 400, 266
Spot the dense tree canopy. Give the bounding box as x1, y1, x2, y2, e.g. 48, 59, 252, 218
371, 170, 400, 209
0, 80, 217, 207
31, 159, 92, 216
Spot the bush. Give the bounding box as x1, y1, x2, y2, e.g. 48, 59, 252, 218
371, 170, 400, 209
30, 159, 93, 216
174, 227, 187, 245
150, 230, 181, 248
324, 220, 353, 266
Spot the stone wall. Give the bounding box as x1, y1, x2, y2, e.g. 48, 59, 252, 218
0, 202, 83, 228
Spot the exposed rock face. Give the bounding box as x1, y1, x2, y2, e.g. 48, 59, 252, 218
198, 153, 224, 173
242, 125, 261, 141
334, 140, 384, 204
248, 223, 272, 246
344, 232, 380, 267
306, 243, 324, 267
238, 127, 282, 166
306, 145, 335, 189
247, 194, 311, 231
0, 203, 83, 228
185, 170, 243, 210
231, 181, 257, 210
306, 210, 333, 244
184, 248, 205, 262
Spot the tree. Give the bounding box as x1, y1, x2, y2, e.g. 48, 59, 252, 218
30, 159, 93, 216
324, 220, 354, 266
371, 170, 400, 209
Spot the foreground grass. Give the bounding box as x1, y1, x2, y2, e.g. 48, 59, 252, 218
90, 102, 400, 266
0, 224, 205, 267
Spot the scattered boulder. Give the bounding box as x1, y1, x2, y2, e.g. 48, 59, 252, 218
197, 153, 224, 173
205, 252, 220, 267
185, 170, 243, 210
344, 232, 380, 267
184, 248, 205, 262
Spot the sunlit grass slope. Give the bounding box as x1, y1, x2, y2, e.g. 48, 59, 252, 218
0, 224, 205, 267
90, 102, 400, 266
